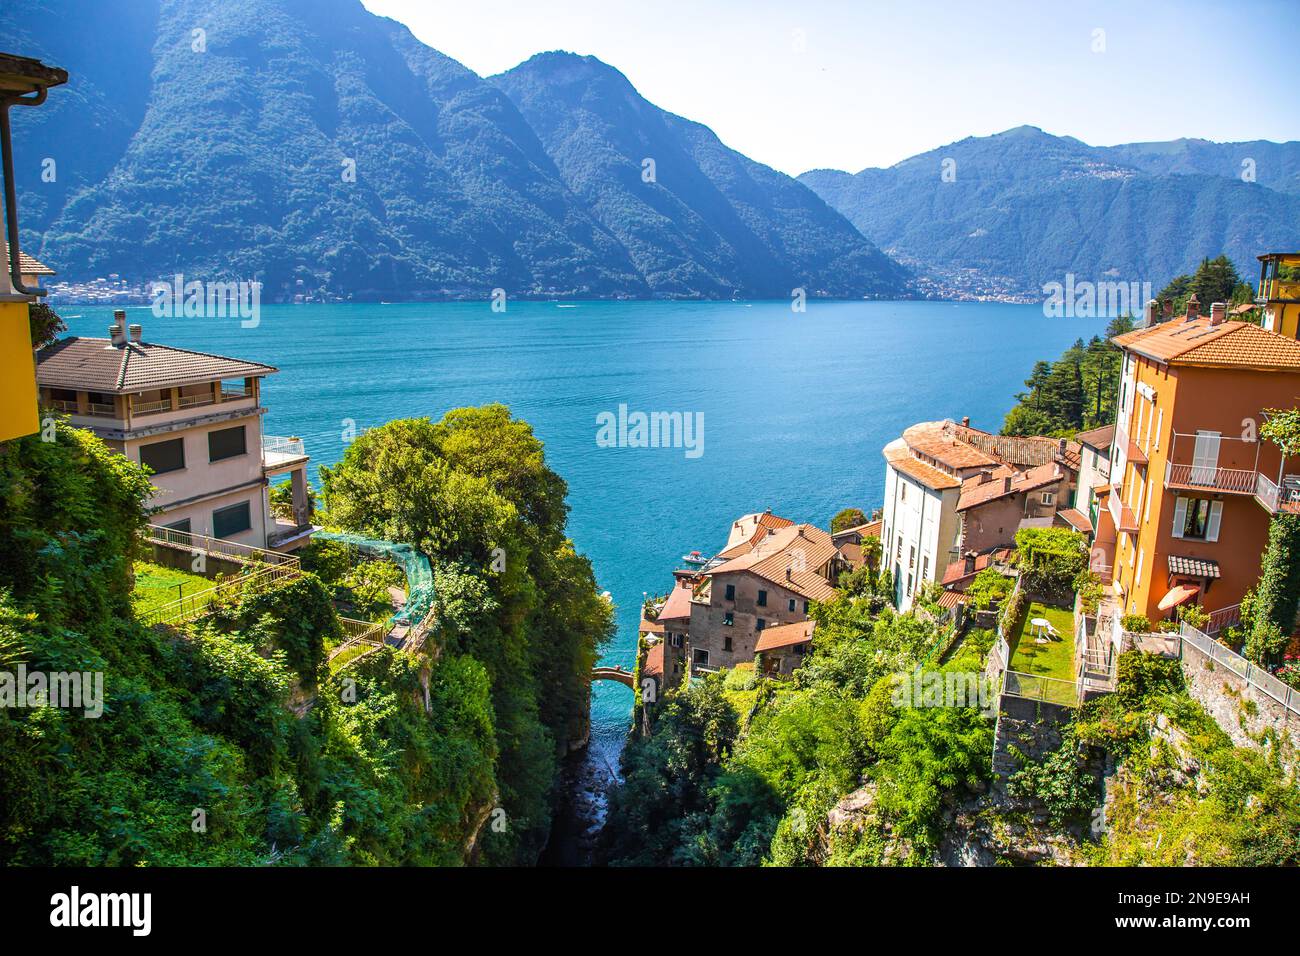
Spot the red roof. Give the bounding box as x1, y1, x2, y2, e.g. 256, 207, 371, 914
754, 620, 815, 653
643, 644, 665, 678
657, 584, 694, 622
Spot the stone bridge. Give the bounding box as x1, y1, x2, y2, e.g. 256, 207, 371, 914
590, 665, 634, 688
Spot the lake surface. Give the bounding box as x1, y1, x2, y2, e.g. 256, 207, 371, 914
57, 299, 1107, 800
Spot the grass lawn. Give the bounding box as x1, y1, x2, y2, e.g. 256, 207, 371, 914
132, 561, 215, 619
1008, 601, 1076, 681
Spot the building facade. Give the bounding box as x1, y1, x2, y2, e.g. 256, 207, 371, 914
1105, 299, 1300, 624
881, 420, 1079, 610
36, 314, 314, 550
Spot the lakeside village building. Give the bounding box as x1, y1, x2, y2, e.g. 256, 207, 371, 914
34, 310, 316, 551
640, 253, 1300, 693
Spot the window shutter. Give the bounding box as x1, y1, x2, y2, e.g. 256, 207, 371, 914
1172, 497, 1187, 538
1207, 501, 1223, 542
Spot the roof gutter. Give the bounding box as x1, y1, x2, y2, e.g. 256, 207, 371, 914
1, 88, 47, 296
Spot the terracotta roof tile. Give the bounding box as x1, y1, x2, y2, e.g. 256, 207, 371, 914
1114, 318, 1300, 370
957, 461, 1065, 511
709, 523, 839, 602
1056, 507, 1092, 533
657, 585, 694, 622
19, 251, 54, 275
903, 421, 1000, 469
885, 447, 961, 491
1075, 424, 1115, 451
754, 620, 815, 653
36, 336, 277, 393
643, 644, 665, 678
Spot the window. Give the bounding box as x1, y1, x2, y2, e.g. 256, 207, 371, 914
756, 618, 766, 631
1174, 497, 1222, 541
723, 634, 733, 651
692, 648, 709, 666
895, 536, 902, 562
139, 437, 185, 474
757, 589, 767, 607
164, 518, 192, 533
803, 601, 810, 614
669, 633, 683, 648
921, 555, 930, 583
724, 583, 735, 601
723, 611, 734, 626
788, 598, 796, 612
900, 482, 907, 503
208, 425, 247, 462
1041, 492, 1055, 506
212, 500, 252, 538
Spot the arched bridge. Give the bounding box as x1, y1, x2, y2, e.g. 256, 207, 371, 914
590, 665, 634, 688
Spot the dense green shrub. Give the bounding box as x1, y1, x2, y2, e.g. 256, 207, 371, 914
1014, 527, 1087, 598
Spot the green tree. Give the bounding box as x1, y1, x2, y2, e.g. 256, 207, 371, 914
831, 507, 868, 533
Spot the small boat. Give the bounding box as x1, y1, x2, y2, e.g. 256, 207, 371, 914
681, 550, 707, 566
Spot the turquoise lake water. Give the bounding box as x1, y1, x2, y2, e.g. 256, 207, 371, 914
57, 299, 1108, 779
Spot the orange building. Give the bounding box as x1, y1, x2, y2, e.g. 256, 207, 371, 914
1097, 297, 1300, 630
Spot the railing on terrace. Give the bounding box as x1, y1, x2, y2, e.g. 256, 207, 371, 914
132, 398, 171, 415
1255, 471, 1300, 514
48, 399, 78, 414
140, 562, 300, 626
144, 524, 299, 568
1180, 623, 1300, 718
328, 616, 389, 667
1204, 603, 1242, 636
262, 435, 306, 460
1002, 670, 1081, 707
221, 385, 253, 400
86, 401, 116, 417
1165, 461, 1257, 494
177, 392, 216, 409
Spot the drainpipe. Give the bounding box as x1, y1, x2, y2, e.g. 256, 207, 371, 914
0, 87, 50, 296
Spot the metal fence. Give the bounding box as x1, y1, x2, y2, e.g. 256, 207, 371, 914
1180, 623, 1300, 717
139, 562, 301, 626
144, 524, 300, 569
1002, 670, 1081, 707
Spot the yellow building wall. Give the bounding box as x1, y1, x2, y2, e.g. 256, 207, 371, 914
0, 300, 39, 442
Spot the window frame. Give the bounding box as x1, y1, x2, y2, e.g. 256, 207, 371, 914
208, 424, 248, 463
139, 437, 186, 475
212, 500, 252, 538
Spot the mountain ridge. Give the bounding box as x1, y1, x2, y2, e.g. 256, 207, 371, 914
7, 0, 907, 301
799, 126, 1300, 299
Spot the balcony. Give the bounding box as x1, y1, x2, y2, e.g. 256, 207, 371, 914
177, 391, 216, 410
1164, 461, 1258, 495
132, 398, 171, 416
262, 435, 308, 471
1255, 472, 1300, 515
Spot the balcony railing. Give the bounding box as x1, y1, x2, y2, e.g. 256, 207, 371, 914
221, 385, 253, 401
177, 392, 216, 409
1255, 472, 1300, 515
1165, 461, 1258, 494
132, 398, 171, 415
48, 399, 78, 414
1204, 603, 1242, 636
262, 435, 306, 459
86, 401, 116, 417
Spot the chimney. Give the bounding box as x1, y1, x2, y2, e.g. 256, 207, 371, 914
1210, 301, 1227, 326
1058, 437, 1068, 456
964, 552, 975, 574
961, 416, 970, 428
1003, 476, 1013, 493
1185, 294, 1200, 321
108, 309, 129, 345
1162, 298, 1174, 319
1143, 298, 1158, 328
128, 323, 143, 343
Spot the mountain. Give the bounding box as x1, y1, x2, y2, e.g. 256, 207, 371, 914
799, 126, 1300, 300
491, 53, 908, 298
4, 0, 907, 301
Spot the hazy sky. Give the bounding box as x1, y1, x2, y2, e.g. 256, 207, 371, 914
361, 0, 1299, 176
